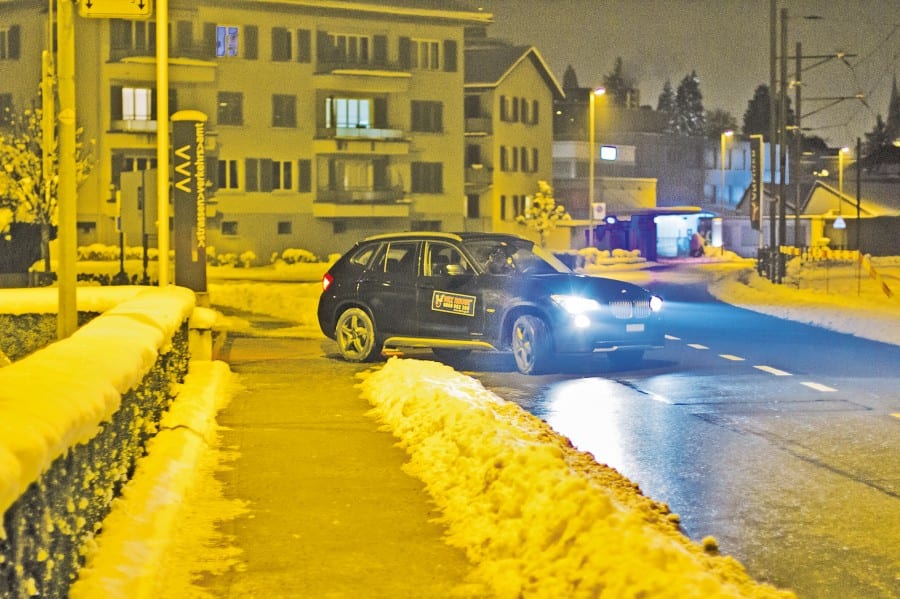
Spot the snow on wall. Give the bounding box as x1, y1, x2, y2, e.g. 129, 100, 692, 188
0, 286, 196, 516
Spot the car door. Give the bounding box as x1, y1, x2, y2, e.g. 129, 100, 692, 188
416, 241, 485, 340
357, 240, 420, 336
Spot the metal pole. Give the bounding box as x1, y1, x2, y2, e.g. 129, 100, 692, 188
856, 137, 862, 295
777, 7, 788, 282
156, 0, 170, 286
588, 91, 595, 248
56, 0, 77, 338
768, 0, 778, 280
794, 41, 802, 247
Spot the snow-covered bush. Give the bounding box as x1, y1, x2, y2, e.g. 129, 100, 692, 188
275, 248, 319, 264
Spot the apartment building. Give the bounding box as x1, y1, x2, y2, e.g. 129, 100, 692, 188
0, 0, 492, 260
463, 39, 564, 245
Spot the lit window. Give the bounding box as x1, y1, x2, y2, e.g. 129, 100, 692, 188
326, 97, 371, 129
122, 87, 152, 121
216, 25, 239, 57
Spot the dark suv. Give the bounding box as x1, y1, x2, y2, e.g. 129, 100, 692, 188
317, 232, 664, 374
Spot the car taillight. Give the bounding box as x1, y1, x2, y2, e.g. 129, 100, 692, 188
322, 273, 334, 292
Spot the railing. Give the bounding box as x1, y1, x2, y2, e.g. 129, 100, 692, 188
316, 186, 406, 204
316, 127, 406, 141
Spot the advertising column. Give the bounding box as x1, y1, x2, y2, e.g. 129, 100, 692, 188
171, 110, 208, 292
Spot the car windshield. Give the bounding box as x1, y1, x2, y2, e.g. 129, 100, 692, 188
464, 238, 571, 275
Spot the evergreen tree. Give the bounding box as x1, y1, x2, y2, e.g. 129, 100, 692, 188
705, 109, 738, 139
742, 83, 795, 139
672, 71, 706, 136
656, 79, 676, 133
603, 57, 637, 108
561, 65, 579, 91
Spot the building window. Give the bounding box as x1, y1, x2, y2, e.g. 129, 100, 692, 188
221, 221, 239, 236
109, 19, 154, 55
464, 95, 480, 119
216, 25, 239, 57
0, 26, 21, 60
277, 221, 292, 235
273, 160, 293, 190
217, 159, 239, 190
326, 97, 371, 129
272, 94, 296, 127
217, 92, 243, 125
329, 33, 371, 65
411, 101, 443, 132
411, 39, 440, 70
272, 27, 291, 61
411, 162, 442, 193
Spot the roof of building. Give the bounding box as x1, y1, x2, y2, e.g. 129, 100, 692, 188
253, 0, 492, 22
464, 45, 564, 100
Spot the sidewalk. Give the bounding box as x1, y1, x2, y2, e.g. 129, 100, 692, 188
189, 335, 477, 598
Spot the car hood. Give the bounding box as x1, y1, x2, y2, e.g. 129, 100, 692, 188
525, 273, 654, 302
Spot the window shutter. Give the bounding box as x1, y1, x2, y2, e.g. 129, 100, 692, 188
245, 159, 259, 191
271, 27, 289, 61
150, 88, 157, 120
373, 98, 387, 128
442, 39, 457, 72
169, 88, 178, 115
110, 20, 130, 50
373, 35, 387, 66
244, 25, 258, 59
110, 85, 123, 121
176, 21, 192, 51
260, 159, 273, 192
398, 37, 410, 69
296, 29, 311, 63
316, 30, 331, 64
203, 23, 217, 58
435, 102, 443, 132
8, 25, 20, 59
297, 159, 311, 192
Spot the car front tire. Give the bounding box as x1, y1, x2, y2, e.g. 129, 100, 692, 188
335, 307, 381, 362
511, 314, 552, 375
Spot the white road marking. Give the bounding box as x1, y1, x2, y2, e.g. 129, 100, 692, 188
754, 365, 792, 376
687, 343, 709, 350
665, 334, 680, 341
719, 354, 745, 361
801, 382, 837, 393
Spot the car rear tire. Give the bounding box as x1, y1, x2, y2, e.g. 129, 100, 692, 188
512, 315, 552, 375
335, 308, 381, 362
608, 349, 644, 370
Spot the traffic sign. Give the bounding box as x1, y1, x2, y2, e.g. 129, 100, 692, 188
79, 0, 153, 19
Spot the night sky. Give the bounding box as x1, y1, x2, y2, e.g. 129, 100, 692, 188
473, 0, 899, 148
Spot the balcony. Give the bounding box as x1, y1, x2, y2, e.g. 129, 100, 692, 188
465, 117, 492, 135
111, 119, 158, 133
314, 127, 410, 155
465, 165, 493, 188
313, 186, 410, 219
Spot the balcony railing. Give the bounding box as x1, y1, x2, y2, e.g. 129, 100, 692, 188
316, 186, 406, 204
111, 119, 158, 133
316, 59, 404, 74
465, 117, 492, 134
110, 43, 212, 62
317, 127, 406, 141
465, 165, 493, 186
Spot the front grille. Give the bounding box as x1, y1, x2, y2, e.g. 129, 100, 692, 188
608, 300, 651, 319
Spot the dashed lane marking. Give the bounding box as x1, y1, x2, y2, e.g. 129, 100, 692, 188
719, 354, 745, 361
801, 382, 837, 393
687, 343, 709, 350
754, 365, 792, 376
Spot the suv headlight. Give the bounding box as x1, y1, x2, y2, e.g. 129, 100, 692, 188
650, 295, 663, 313
551, 294, 601, 315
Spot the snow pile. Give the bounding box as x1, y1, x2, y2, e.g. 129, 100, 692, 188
359, 358, 793, 598
70, 361, 243, 599
0, 286, 196, 515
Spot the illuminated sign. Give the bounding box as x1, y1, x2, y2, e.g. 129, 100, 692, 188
432, 291, 476, 317
600, 145, 618, 161
172, 110, 208, 292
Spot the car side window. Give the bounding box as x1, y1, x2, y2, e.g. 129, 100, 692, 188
348, 244, 377, 268
370, 241, 418, 277
424, 242, 471, 277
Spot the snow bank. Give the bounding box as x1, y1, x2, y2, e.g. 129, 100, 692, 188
70, 361, 239, 599
359, 358, 793, 598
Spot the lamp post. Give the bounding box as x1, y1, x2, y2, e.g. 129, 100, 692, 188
587, 87, 605, 247
720, 130, 733, 204
834, 146, 849, 234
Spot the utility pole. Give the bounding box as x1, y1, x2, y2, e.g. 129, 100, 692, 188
777, 6, 788, 283
56, 0, 77, 338
767, 0, 777, 281
156, 0, 170, 286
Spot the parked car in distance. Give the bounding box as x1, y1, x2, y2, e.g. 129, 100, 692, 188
317, 232, 664, 375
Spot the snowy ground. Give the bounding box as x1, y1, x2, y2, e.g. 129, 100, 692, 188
58, 253, 899, 596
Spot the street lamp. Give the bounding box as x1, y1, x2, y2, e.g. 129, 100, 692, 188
834, 146, 849, 231
720, 130, 733, 203
587, 86, 605, 247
